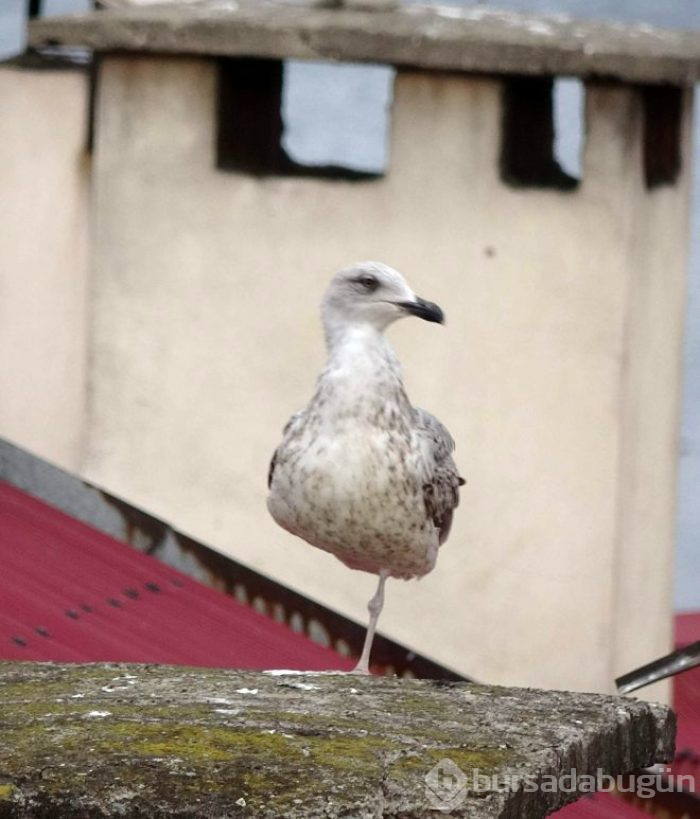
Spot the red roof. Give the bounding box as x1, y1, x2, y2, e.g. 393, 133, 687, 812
553, 793, 656, 818
668, 613, 700, 795
0, 478, 353, 671
676, 612, 700, 648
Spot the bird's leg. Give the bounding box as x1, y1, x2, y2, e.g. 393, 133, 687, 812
351, 569, 389, 675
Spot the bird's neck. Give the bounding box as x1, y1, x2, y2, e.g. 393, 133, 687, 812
324, 323, 399, 379
313, 323, 409, 418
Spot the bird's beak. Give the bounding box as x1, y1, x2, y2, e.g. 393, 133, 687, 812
397, 297, 445, 324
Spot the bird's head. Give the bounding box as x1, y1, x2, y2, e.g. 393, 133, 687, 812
321, 262, 444, 338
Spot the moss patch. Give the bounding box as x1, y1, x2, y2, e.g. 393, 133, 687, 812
0, 784, 17, 801
2, 661, 664, 818
0, 672, 521, 816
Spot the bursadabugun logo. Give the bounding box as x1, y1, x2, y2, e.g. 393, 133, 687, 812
424, 759, 695, 813
424, 758, 469, 813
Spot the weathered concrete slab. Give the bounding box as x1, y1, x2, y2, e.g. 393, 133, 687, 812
27, 0, 700, 85
0, 661, 674, 817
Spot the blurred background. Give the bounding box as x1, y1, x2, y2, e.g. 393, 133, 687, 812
0, 0, 698, 697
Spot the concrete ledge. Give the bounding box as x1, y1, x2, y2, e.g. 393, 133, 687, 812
0, 661, 674, 817
27, 0, 700, 85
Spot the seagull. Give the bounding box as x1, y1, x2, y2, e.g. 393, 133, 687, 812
267, 262, 463, 674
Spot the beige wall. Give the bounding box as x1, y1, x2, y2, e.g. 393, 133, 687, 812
80, 56, 690, 694
0, 66, 89, 472
611, 91, 693, 691
1, 56, 690, 696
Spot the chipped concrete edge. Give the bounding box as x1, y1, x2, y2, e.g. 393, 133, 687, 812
26, 1, 700, 85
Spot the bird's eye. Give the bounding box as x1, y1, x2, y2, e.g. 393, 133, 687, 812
356, 275, 379, 292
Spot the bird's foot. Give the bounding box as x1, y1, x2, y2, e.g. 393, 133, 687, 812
349, 662, 371, 675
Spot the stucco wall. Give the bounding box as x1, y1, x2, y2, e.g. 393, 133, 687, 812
0, 66, 89, 472
81, 56, 690, 693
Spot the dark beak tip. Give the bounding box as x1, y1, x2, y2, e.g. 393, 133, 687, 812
399, 298, 445, 325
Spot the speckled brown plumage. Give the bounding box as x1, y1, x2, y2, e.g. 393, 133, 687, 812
267, 262, 463, 583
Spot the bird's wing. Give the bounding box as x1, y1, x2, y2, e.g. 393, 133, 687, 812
414, 407, 464, 545
267, 409, 305, 488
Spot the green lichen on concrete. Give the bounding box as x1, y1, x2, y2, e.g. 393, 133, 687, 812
390, 745, 512, 779
243, 703, 470, 747
1, 665, 120, 701
0, 785, 17, 801
0, 667, 539, 817
0, 661, 675, 819
0, 698, 514, 815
